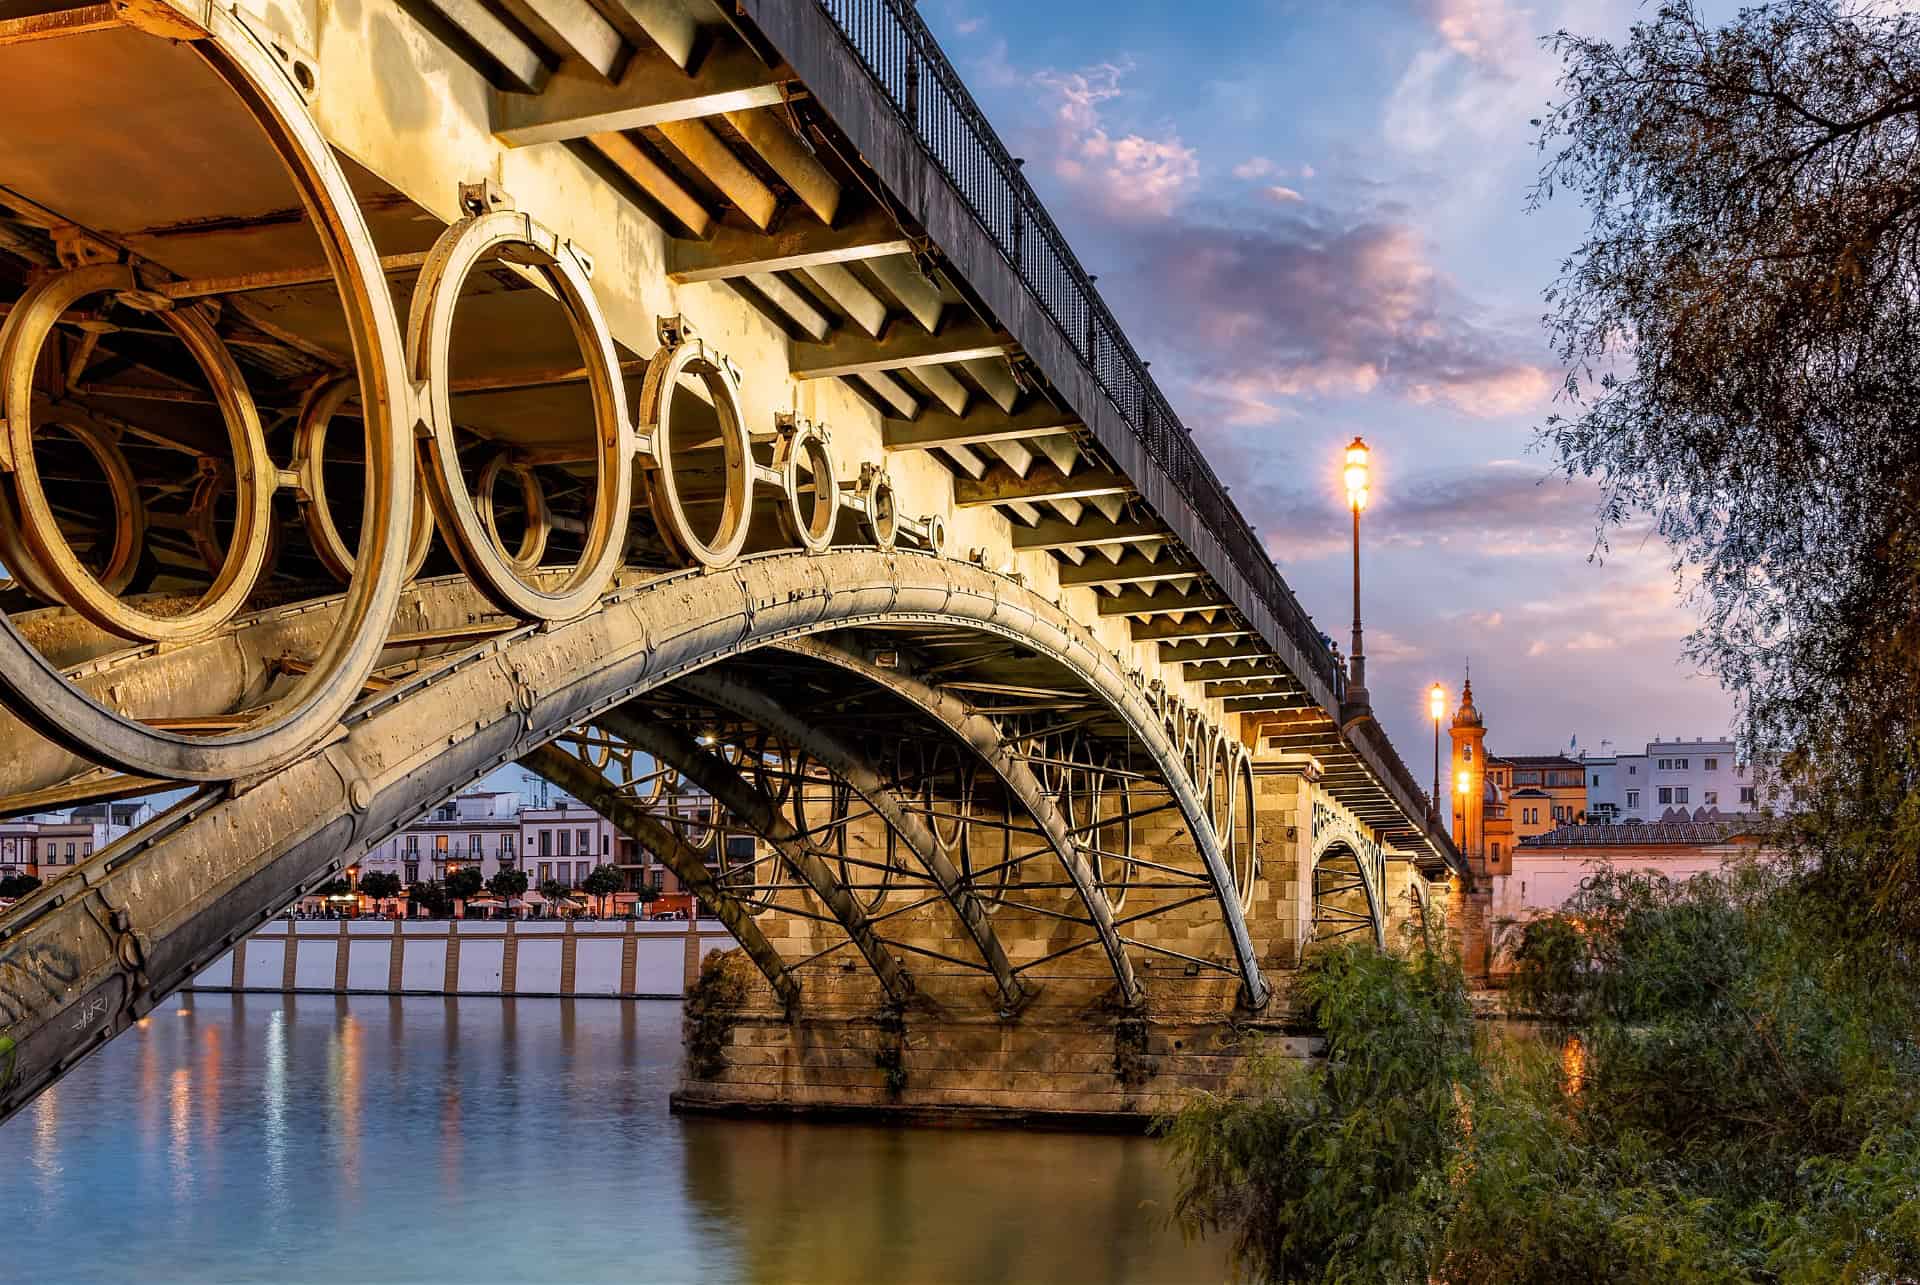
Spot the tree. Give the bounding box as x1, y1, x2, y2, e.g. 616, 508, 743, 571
408, 879, 451, 918
0, 873, 41, 899
357, 871, 402, 901
445, 865, 484, 902
1534, 1, 1920, 928
537, 878, 569, 916
1166, 867, 1920, 1280
581, 863, 623, 916
488, 867, 528, 906
316, 877, 352, 898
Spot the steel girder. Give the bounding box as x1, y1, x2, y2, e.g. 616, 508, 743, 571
519, 742, 800, 1008
585, 706, 925, 1008
635, 677, 1033, 1013
0, 549, 1235, 1122
779, 637, 1272, 1011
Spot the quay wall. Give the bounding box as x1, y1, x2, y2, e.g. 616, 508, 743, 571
182, 920, 735, 1000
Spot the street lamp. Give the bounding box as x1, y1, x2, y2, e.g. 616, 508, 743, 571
1343, 437, 1370, 706
1428, 683, 1446, 821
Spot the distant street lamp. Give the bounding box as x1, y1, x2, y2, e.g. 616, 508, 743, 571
1343, 437, 1370, 707
1429, 683, 1446, 822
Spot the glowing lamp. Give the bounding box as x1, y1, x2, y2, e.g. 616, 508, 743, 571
1428, 683, 1446, 722
1343, 437, 1370, 512
1456, 769, 1471, 795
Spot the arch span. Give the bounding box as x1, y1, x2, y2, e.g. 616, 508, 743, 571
0, 549, 1267, 1121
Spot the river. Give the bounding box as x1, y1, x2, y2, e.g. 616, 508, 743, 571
0, 994, 1227, 1283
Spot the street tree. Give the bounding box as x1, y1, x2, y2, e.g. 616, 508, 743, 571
488, 867, 528, 906
357, 871, 402, 901
581, 863, 623, 916
445, 866, 484, 902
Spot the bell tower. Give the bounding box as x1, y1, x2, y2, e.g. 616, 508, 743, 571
1449, 672, 1487, 864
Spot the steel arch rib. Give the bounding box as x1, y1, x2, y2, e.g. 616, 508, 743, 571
0, 549, 1250, 1122
1312, 839, 1387, 950
781, 636, 1270, 1011
520, 743, 800, 1008
587, 708, 921, 1007
779, 637, 1259, 1006
634, 678, 1034, 1012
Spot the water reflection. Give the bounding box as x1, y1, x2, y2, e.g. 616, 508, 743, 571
0, 996, 1223, 1284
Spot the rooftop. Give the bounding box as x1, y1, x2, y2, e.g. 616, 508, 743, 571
1518, 818, 1765, 848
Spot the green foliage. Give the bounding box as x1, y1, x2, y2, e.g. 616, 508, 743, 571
537, 878, 568, 902
634, 880, 662, 905
356, 871, 402, 900
316, 877, 353, 898
684, 950, 751, 1079
0, 873, 42, 899
444, 866, 484, 901
1166, 866, 1920, 1282
1162, 942, 1477, 1282
581, 864, 623, 898
487, 867, 528, 903
407, 879, 451, 918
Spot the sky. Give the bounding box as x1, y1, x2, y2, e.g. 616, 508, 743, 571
919, 0, 1739, 764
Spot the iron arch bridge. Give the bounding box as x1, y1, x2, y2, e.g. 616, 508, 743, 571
0, 0, 1459, 1124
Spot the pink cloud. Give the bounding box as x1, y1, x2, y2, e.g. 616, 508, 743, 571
1263, 185, 1305, 204
1030, 62, 1198, 217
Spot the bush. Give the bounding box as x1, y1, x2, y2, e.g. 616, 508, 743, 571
1165, 864, 1920, 1283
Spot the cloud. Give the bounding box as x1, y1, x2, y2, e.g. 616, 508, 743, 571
1563, 630, 1618, 651
1412, 0, 1535, 74
1527, 640, 1548, 657
1126, 214, 1554, 418
1263, 185, 1305, 204
1031, 62, 1198, 217
1233, 157, 1276, 179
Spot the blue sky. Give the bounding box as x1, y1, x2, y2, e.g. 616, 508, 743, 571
922, 0, 1738, 762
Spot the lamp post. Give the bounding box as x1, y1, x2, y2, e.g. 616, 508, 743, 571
1429, 683, 1446, 821
1343, 437, 1370, 707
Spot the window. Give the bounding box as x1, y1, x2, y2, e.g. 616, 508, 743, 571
538, 830, 551, 857
1740, 786, 1756, 804
558, 830, 570, 857
1705, 757, 1719, 771
1704, 791, 1718, 805
1491, 842, 1501, 858
434, 834, 448, 854
1592, 775, 1599, 787
1626, 790, 1640, 808
577, 828, 590, 853
1628, 765, 1637, 775
1463, 745, 1473, 761
501, 835, 516, 860
601, 834, 610, 856
1675, 787, 1690, 804
1657, 758, 1670, 770
405, 834, 419, 855
404, 861, 418, 884
469, 834, 482, 854
66, 842, 76, 858
1676, 758, 1689, 770
538, 862, 552, 883
1658, 787, 1673, 805
725, 835, 755, 865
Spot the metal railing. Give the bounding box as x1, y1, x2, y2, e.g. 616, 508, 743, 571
813, 0, 1343, 698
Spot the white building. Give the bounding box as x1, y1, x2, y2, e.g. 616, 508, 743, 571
1579, 737, 1782, 823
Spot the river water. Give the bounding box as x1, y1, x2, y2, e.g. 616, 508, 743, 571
0, 994, 1226, 1283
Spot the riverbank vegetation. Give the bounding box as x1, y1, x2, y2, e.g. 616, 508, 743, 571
1164, 863, 1920, 1281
